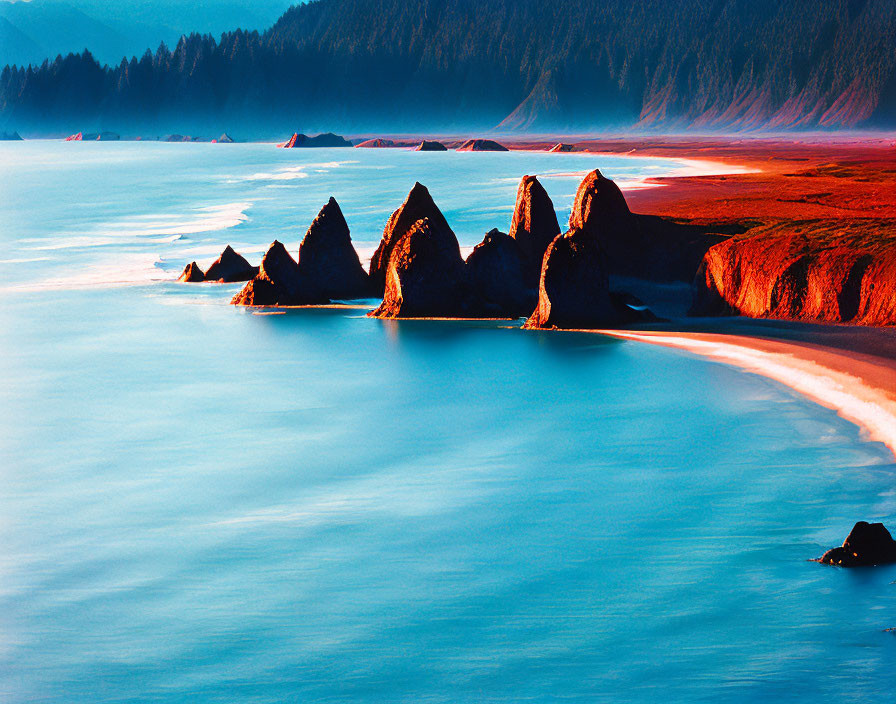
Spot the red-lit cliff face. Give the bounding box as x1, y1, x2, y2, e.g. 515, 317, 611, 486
692, 221, 896, 325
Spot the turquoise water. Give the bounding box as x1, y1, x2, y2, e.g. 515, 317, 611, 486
1, 143, 895, 702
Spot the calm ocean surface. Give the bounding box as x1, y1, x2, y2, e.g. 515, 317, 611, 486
1, 142, 894, 702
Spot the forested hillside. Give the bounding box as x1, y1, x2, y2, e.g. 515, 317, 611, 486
2, 0, 895, 135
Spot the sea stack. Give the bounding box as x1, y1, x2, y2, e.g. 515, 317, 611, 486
817, 522, 896, 567
216, 133, 235, 143
549, 143, 576, 152
231, 240, 305, 306
279, 132, 352, 148
508, 175, 561, 287
296, 198, 371, 300
464, 229, 534, 318
355, 138, 395, 148
456, 139, 509, 152
178, 261, 205, 282
369, 217, 466, 318
368, 182, 453, 293
416, 140, 448, 151
204, 245, 258, 283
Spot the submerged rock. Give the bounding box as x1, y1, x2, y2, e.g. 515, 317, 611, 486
508, 175, 561, 287
818, 522, 896, 567
231, 240, 303, 306
177, 261, 205, 282
297, 198, 371, 300
369, 182, 452, 293
204, 245, 258, 283
465, 229, 534, 317
456, 139, 509, 152
369, 217, 466, 318
279, 132, 352, 148
416, 140, 448, 151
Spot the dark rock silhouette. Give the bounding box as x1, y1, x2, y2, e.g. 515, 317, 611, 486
215, 133, 235, 143
508, 175, 561, 287
177, 261, 205, 282
370, 217, 466, 318
296, 197, 371, 300
416, 140, 448, 151
356, 138, 395, 148
522, 228, 624, 329
369, 182, 452, 293
232, 240, 304, 306
549, 143, 576, 152
279, 132, 352, 148
817, 522, 896, 567
465, 229, 534, 317
204, 245, 258, 282
457, 139, 509, 152
0, 131, 23, 140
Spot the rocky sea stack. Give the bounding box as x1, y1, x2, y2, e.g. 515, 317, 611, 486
215, 133, 235, 143
204, 245, 258, 282
370, 217, 466, 318
368, 182, 453, 293
508, 175, 561, 287
279, 132, 352, 148
355, 138, 395, 148
457, 139, 508, 152
416, 140, 448, 151
817, 522, 896, 567
232, 240, 306, 306
178, 261, 205, 282
465, 229, 534, 318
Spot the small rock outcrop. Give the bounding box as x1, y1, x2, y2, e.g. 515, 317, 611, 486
215, 133, 235, 143
549, 143, 576, 152
204, 245, 258, 282
368, 182, 453, 293
296, 198, 371, 300
178, 261, 205, 282
456, 139, 509, 152
279, 132, 352, 148
522, 228, 624, 329
465, 229, 534, 317
416, 140, 448, 151
817, 522, 896, 567
508, 175, 561, 287
369, 217, 466, 318
232, 240, 304, 306
355, 138, 395, 148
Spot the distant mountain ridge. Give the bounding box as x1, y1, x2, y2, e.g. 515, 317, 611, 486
2, 0, 896, 135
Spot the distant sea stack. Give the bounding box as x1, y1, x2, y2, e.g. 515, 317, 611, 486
204, 245, 258, 283
368, 182, 453, 293
178, 261, 205, 282
549, 143, 576, 152
369, 217, 466, 319
355, 138, 395, 148
215, 133, 235, 143
65, 132, 120, 141
817, 522, 896, 567
456, 139, 509, 152
279, 132, 352, 148
464, 229, 534, 318
508, 175, 562, 287
416, 140, 448, 151
691, 224, 896, 325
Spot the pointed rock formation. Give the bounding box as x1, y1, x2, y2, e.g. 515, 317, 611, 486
457, 139, 509, 152
465, 229, 534, 318
231, 240, 305, 306
369, 182, 452, 293
817, 522, 896, 567
178, 261, 205, 282
369, 217, 466, 318
508, 175, 561, 287
296, 198, 371, 300
416, 140, 448, 151
216, 133, 235, 143
522, 228, 623, 329
204, 245, 258, 283
355, 138, 395, 148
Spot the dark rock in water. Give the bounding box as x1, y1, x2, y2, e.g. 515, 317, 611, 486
279, 132, 352, 148
549, 143, 576, 152
818, 522, 896, 567
355, 138, 395, 148
297, 198, 371, 300
509, 175, 561, 287
369, 182, 452, 293
204, 245, 258, 282
232, 240, 304, 306
465, 229, 534, 317
215, 133, 235, 143
416, 140, 448, 151
522, 228, 627, 329
369, 217, 466, 318
178, 261, 205, 282
456, 138, 509, 152
0, 131, 23, 141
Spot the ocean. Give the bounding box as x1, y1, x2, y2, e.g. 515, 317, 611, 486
1, 142, 894, 702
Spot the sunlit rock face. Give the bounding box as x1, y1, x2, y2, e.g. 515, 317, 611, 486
231, 240, 307, 306
177, 261, 205, 282
368, 182, 453, 294
204, 245, 258, 283
508, 175, 561, 287
369, 217, 466, 319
